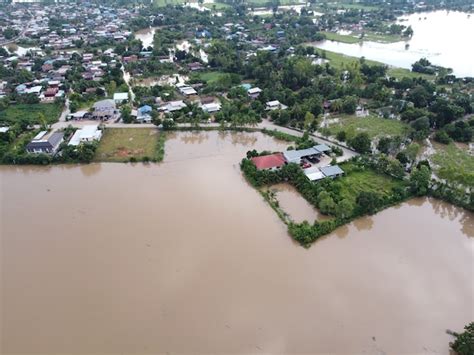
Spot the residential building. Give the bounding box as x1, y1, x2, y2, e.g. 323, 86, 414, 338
26, 131, 64, 154
68, 125, 102, 146
251, 153, 286, 171
113, 92, 128, 103
247, 87, 262, 99
202, 102, 221, 113
265, 100, 288, 111
160, 100, 187, 113
93, 99, 117, 120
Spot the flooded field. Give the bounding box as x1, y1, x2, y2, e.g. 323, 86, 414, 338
267, 183, 330, 223
315, 10, 474, 77
1, 131, 473, 354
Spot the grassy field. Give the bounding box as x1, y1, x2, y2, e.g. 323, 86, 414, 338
323, 115, 411, 139
322, 32, 360, 44
313, 48, 435, 80
0, 103, 63, 125
153, 0, 186, 7
431, 143, 474, 187
386, 67, 435, 80
322, 31, 404, 44
199, 71, 228, 83
337, 162, 405, 204
326, 2, 380, 11
94, 128, 161, 162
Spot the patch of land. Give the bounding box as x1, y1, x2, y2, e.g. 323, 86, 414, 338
199, 71, 228, 83
431, 142, 474, 187
325, 2, 380, 11
0, 103, 63, 125
94, 128, 160, 162
153, 0, 186, 7
323, 115, 411, 140
337, 161, 406, 204
314, 48, 436, 80
322, 32, 360, 44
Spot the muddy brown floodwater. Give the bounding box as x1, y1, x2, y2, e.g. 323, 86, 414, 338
1, 131, 473, 354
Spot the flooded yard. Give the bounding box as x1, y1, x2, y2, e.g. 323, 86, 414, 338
267, 183, 330, 223
1, 131, 473, 354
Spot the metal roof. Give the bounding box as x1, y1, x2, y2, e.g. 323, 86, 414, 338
283, 147, 320, 163
320, 165, 344, 177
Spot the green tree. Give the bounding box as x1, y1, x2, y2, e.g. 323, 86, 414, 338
450, 322, 474, 355
356, 191, 382, 215
409, 165, 431, 196
335, 199, 354, 219
120, 106, 133, 124
349, 132, 371, 154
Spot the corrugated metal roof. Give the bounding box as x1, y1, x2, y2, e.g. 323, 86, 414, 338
320, 165, 344, 177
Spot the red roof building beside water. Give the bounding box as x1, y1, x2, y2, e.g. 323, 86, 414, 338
251, 153, 286, 171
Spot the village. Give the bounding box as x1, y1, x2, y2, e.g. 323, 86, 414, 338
0, 1, 472, 202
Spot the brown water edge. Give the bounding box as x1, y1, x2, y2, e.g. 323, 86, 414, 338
1, 131, 473, 354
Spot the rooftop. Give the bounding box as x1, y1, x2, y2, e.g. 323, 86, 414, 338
251, 153, 286, 170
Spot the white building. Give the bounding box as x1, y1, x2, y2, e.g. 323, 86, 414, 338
201, 102, 221, 113
113, 92, 129, 103
160, 100, 187, 113
266, 100, 288, 111
68, 125, 102, 146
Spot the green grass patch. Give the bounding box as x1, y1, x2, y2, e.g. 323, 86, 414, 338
0, 103, 63, 125
322, 31, 360, 44
337, 162, 405, 204
431, 143, 474, 187
94, 128, 161, 162
327, 2, 379, 11
386, 67, 436, 80
323, 115, 411, 139
313, 48, 435, 80
199, 71, 228, 84
153, 0, 186, 7
317, 49, 381, 69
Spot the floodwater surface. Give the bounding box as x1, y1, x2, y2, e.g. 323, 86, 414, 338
315, 10, 474, 77
1, 131, 473, 354
268, 183, 330, 223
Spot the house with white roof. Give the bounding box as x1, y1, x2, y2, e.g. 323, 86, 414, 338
247, 87, 262, 99
201, 102, 221, 113
113, 92, 128, 103
266, 100, 288, 111
68, 125, 102, 146
160, 100, 187, 113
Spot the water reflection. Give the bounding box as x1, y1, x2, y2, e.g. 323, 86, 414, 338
80, 163, 102, 177
179, 132, 209, 144
353, 216, 374, 232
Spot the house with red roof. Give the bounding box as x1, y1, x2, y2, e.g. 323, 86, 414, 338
251, 153, 286, 171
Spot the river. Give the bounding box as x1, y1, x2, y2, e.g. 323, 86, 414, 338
1, 131, 473, 354
314, 10, 474, 77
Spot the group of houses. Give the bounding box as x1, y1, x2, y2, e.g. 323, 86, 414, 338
250, 144, 345, 182
26, 124, 102, 155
